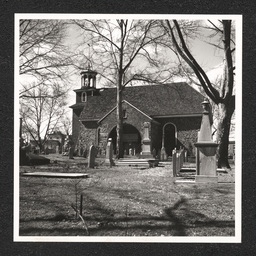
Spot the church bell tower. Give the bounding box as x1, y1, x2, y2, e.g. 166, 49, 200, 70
74, 63, 100, 105
80, 63, 97, 89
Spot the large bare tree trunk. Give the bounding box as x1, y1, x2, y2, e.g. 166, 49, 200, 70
216, 96, 235, 168
165, 19, 235, 169
116, 85, 124, 159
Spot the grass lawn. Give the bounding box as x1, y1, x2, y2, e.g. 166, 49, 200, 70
19, 154, 235, 237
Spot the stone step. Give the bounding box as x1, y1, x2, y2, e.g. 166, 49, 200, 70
22, 172, 89, 178
116, 158, 158, 168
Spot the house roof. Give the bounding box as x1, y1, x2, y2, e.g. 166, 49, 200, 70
72, 83, 205, 121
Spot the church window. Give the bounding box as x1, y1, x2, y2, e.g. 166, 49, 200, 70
123, 109, 127, 118
81, 92, 87, 102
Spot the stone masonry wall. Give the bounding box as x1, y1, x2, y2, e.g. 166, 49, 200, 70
156, 116, 202, 156
75, 121, 98, 156
72, 111, 81, 149
99, 101, 152, 153
73, 103, 201, 157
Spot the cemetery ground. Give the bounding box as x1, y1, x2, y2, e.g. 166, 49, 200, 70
19, 154, 235, 237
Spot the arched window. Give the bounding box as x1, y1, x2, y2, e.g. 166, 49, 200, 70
81, 92, 87, 102
123, 109, 127, 119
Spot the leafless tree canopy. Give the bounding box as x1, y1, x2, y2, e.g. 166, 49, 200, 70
163, 19, 236, 168
19, 19, 73, 147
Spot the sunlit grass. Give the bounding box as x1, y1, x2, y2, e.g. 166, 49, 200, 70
19, 155, 235, 236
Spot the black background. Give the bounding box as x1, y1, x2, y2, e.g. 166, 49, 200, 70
1, 0, 255, 255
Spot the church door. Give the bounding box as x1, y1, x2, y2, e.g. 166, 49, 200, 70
164, 123, 176, 156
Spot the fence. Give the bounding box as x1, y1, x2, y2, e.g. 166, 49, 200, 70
172, 148, 187, 177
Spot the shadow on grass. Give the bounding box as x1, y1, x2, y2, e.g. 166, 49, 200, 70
20, 194, 235, 236
163, 197, 187, 235
20, 213, 71, 223
20, 216, 235, 237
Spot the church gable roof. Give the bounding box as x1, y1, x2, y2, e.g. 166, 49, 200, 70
78, 82, 204, 121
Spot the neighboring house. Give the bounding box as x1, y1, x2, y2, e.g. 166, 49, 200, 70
29, 140, 41, 153
44, 131, 66, 154
70, 68, 205, 157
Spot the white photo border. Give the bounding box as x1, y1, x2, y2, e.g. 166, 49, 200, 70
14, 13, 242, 243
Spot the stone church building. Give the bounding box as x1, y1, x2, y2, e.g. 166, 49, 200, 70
70, 68, 205, 157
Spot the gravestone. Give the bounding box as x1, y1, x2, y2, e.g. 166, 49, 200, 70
194, 98, 218, 183
83, 148, 88, 158
184, 150, 188, 162
79, 147, 84, 157
69, 137, 74, 159
105, 138, 115, 167
68, 147, 74, 159
160, 147, 167, 161
88, 145, 97, 168
152, 148, 156, 158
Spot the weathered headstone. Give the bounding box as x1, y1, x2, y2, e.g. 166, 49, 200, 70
83, 148, 88, 158
152, 148, 156, 158
68, 147, 74, 159
160, 147, 167, 161
105, 138, 115, 167
184, 150, 188, 162
79, 147, 84, 157
88, 145, 97, 168
194, 98, 218, 183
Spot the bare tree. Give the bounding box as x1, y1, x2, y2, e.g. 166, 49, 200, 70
20, 81, 67, 150
74, 19, 169, 158
164, 20, 235, 168
19, 19, 73, 97
59, 115, 72, 136
19, 19, 76, 150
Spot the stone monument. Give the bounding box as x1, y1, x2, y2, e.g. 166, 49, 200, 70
194, 98, 218, 183
105, 138, 115, 167
88, 145, 97, 168
141, 122, 153, 158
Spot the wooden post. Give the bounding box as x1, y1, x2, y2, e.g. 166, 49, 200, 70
177, 152, 180, 174
75, 184, 78, 219
196, 147, 200, 175
172, 149, 176, 177
80, 194, 83, 216
180, 149, 184, 168
20, 117, 22, 139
